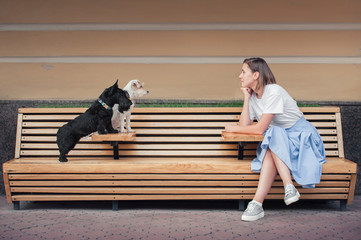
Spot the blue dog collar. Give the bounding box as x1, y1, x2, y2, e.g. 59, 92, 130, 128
98, 99, 112, 110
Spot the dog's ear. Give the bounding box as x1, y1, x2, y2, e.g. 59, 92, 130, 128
132, 80, 142, 89
109, 80, 119, 95
132, 81, 138, 90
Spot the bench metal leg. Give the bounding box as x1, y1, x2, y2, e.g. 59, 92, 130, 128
13, 201, 20, 210
111, 141, 119, 159
238, 142, 247, 160
112, 200, 119, 211
238, 200, 245, 211
340, 199, 347, 211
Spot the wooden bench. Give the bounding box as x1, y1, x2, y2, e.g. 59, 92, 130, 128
2, 107, 357, 210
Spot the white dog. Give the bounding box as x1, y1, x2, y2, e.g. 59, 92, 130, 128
112, 79, 149, 133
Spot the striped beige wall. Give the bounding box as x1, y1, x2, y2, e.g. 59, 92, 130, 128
0, 0, 360, 101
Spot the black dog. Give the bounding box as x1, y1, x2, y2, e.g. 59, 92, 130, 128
56, 80, 132, 162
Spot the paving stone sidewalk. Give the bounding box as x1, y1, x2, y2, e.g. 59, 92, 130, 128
1, 195, 360, 240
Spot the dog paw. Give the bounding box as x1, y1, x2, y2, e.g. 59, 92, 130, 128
59, 157, 68, 162
127, 129, 134, 133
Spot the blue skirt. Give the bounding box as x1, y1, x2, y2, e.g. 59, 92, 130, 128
251, 117, 327, 188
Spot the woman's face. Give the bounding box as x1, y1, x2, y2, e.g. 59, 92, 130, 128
239, 63, 258, 89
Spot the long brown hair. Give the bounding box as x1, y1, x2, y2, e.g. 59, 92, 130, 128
243, 57, 276, 91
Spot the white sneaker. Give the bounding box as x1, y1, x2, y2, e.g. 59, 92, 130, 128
241, 200, 264, 222
284, 184, 300, 205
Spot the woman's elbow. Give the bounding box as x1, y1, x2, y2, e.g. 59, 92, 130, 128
254, 125, 267, 135
254, 129, 265, 135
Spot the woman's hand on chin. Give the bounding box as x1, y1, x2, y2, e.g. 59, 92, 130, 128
240, 87, 252, 99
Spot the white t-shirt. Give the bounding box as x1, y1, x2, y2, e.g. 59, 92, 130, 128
249, 84, 303, 128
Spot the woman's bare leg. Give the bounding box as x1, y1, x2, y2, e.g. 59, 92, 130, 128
270, 151, 293, 186
253, 149, 294, 203
253, 149, 278, 203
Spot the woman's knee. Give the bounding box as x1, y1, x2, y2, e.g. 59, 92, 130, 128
262, 149, 276, 168
260, 149, 278, 176
264, 149, 273, 161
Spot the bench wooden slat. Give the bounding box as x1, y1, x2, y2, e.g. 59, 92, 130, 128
21, 143, 240, 151
21, 149, 339, 157
122, 122, 232, 128
11, 193, 349, 202
20, 150, 114, 156
310, 122, 337, 127
317, 129, 337, 135
20, 142, 338, 151
19, 149, 338, 157
23, 121, 338, 128
22, 128, 227, 135
304, 115, 336, 120
23, 115, 79, 120
9, 173, 257, 180
325, 151, 339, 156
10, 194, 254, 201
4, 158, 357, 174
23, 122, 66, 127
20, 136, 225, 142
21, 143, 113, 150
127, 114, 241, 121
8, 173, 352, 181
132, 107, 245, 113
10, 187, 254, 194
335, 112, 345, 158
22, 114, 240, 121
15, 114, 23, 159
18, 106, 341, 114
20, 135, 340, 143
10, 187, 349, 194
20, 150, 240, 157
21, 113, 338, 122
10, 180, 255, 187
135, 129, 225, 135
10, 180, 349, 188
19, 108, 87, 114
21, 128, 339, 136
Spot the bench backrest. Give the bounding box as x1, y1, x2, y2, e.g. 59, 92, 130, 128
15, 107, 344, 160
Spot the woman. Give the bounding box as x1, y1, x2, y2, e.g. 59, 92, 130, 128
225, 57, 326, 221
